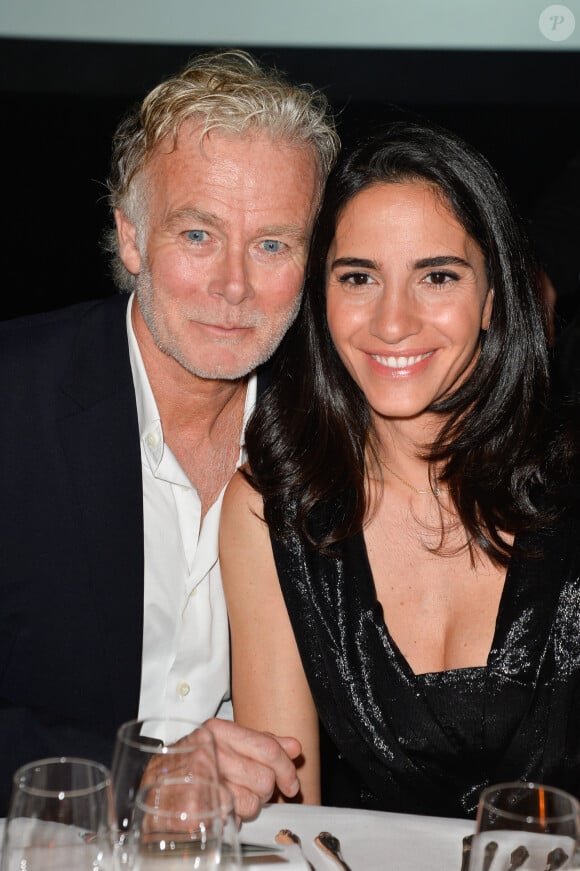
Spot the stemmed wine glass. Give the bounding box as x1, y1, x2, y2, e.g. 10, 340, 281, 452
124, 776, 241, 870
469, 782, 580, 870
0, 756, 116, 871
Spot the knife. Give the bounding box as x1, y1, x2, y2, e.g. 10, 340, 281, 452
240, 842, 284, 855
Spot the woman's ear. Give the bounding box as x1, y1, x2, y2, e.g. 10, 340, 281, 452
481, 286, 494, 331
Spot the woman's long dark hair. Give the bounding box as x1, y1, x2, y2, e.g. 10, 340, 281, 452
245, 120, 568, 565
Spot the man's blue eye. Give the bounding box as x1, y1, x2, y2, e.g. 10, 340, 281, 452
186, 230, 208, 242
261, 239, 283, 253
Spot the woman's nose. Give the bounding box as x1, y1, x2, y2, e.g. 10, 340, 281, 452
370, 288, 421, 343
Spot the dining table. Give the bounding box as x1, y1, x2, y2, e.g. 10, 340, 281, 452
241, 803, 474, 870
0, 804, 473, 870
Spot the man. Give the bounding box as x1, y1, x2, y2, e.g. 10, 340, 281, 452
0, 50, 338, 816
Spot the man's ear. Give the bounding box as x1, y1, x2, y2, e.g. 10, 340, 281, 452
115, 209, 142, 275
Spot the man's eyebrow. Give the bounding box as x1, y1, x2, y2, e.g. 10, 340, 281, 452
164, 209, 309, 242
414, 255, 472, 270
330, 256, 378, 270
164, 207, 224, 230
259, 224, 310, 243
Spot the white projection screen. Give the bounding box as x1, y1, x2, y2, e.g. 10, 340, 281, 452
1, 0, 579, 51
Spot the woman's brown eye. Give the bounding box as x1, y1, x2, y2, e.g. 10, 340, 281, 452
426, 271, 457, 285
338, 272, 370, 285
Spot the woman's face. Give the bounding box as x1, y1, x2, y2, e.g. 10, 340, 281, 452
326, 180, 493, 423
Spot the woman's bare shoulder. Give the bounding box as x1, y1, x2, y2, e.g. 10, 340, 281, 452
222, 468, 264, 519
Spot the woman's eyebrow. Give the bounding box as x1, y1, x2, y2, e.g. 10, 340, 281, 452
330, 256, 378, 270
414, 255, 472, 269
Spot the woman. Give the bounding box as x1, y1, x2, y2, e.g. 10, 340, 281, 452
219, 121, 580, 819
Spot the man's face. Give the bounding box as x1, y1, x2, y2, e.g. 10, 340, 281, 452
116, 120, 319, 380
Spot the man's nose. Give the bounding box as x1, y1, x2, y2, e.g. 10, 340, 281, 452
210, 246, 254, 304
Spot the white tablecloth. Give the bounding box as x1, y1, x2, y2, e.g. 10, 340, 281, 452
242, 803, 473, 871
0, 806, 473, 871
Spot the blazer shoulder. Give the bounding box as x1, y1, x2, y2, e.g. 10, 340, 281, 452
0, 295, 126, 349
0, 295, 128, 368
0, 295, 132, 405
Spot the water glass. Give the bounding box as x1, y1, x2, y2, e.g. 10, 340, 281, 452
0, 756, 115, 870
111, 717, 218, 840
469, 781, 580, 870
124, 776, 240, 870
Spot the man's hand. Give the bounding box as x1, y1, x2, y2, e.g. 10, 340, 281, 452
204, 718, 302, 821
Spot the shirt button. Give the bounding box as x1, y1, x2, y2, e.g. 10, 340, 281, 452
177, 681, 191, 698
146, 432, 158, 448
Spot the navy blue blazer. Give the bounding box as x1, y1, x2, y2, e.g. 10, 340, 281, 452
0, 295, 144, 813
0, 293, 272, 813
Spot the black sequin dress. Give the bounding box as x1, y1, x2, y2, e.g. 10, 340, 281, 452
270, 507, 580, 818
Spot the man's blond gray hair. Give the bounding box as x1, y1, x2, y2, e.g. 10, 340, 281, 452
105, 49, 339, 290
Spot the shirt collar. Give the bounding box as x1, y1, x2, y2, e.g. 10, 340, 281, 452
127, 293, 161, 437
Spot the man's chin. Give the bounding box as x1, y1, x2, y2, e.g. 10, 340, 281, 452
170, 350, 258, 382
190, 366, 253, 382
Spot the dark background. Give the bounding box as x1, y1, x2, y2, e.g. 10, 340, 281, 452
2, 38, 580, 322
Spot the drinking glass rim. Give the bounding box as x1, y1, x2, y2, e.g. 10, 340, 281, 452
116, 717, 214, 754
12, 756, 112, 799
135, 776, 234, 820
480, 781, 580, 824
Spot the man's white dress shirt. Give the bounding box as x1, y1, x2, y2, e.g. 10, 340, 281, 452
126, 295, 256, 723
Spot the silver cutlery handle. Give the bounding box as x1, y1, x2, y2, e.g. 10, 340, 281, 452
507, 845, 530, 871
275, 828, 317, 871
315, 831, 352, 871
